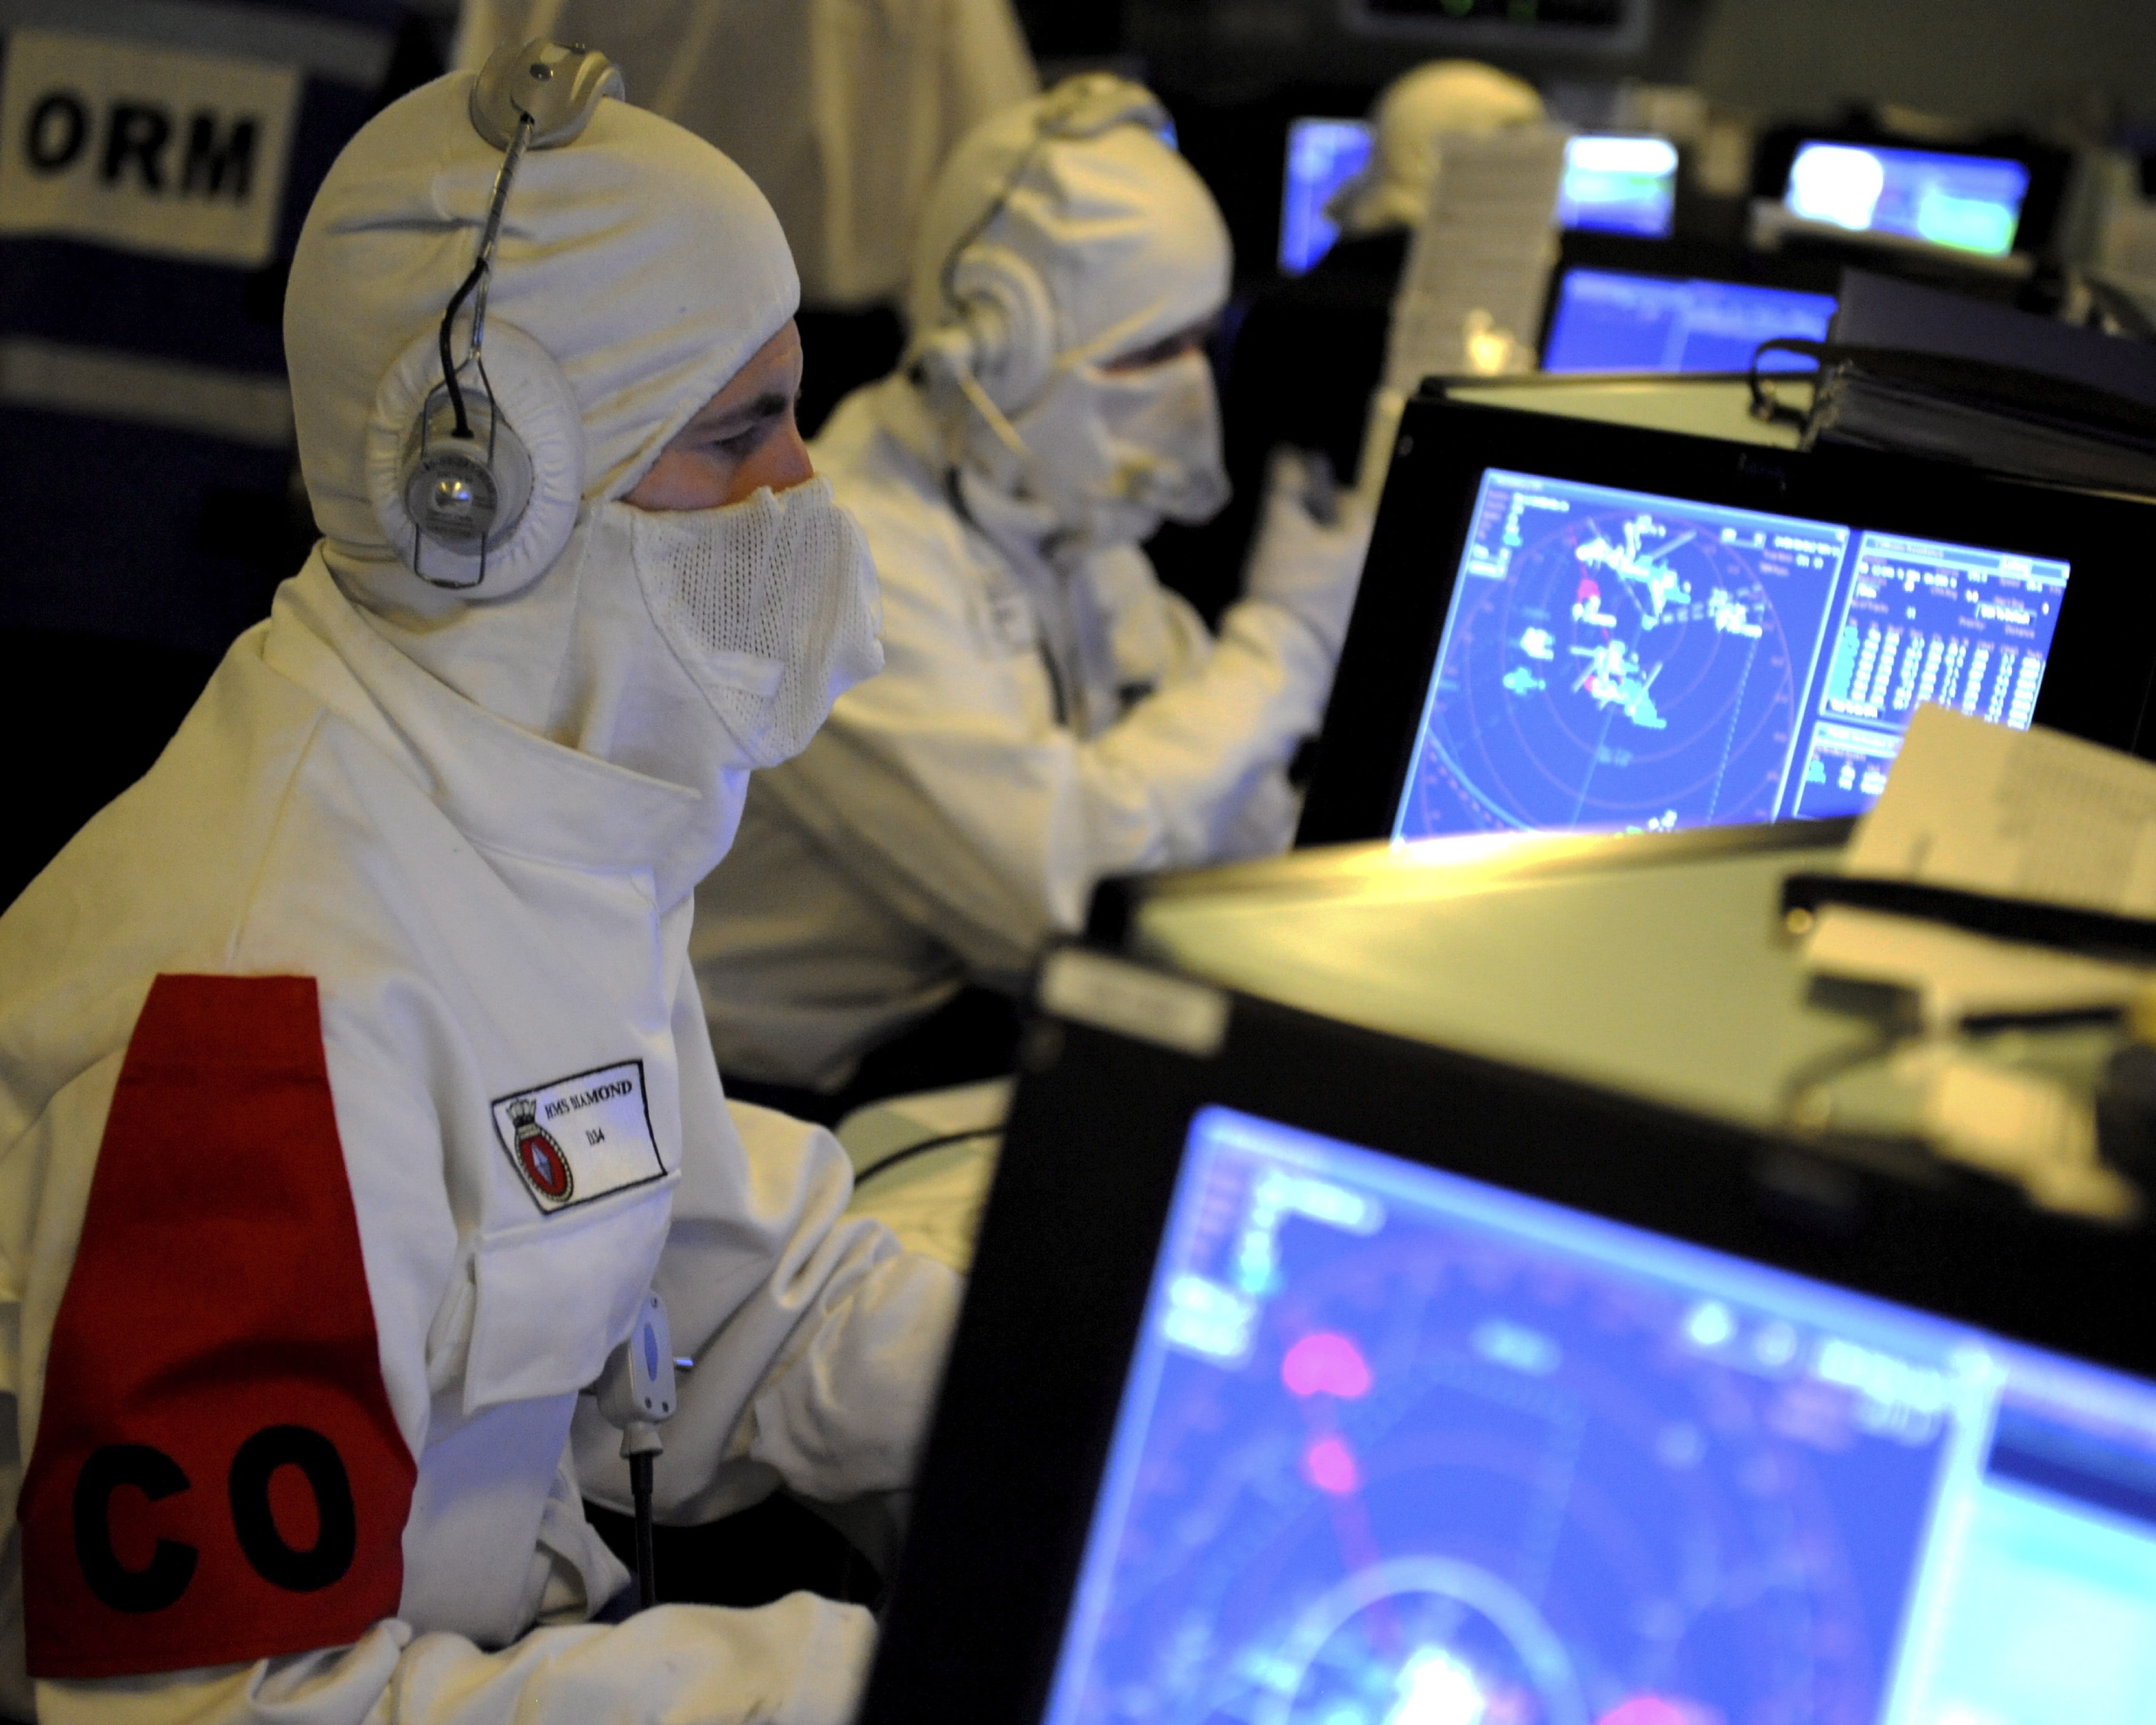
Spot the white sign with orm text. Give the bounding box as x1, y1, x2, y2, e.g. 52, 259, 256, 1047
0, 30, 299, 268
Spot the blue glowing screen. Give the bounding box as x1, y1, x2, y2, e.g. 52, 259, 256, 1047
1783, 143, 2030, 258
1557, 134, 1678, 239
1280, 118, 1375, 275
1044, 1105, 2156, 1725
1542, 269, 1838, 374
1391, 470, 2068, 840
1284, 126, 1682, 275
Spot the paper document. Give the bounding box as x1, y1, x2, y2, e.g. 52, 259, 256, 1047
1806, 706, 2156, 1020
1357, 125, 1568, 499
1380, 124, 1569, 395
1850, 703, 2156, 914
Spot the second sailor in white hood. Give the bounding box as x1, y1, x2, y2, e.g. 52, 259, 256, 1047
691, 74, 1376, 1102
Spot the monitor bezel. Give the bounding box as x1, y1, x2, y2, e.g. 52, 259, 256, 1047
854, 945, 2156, 1725
1295, 393, 2156, 847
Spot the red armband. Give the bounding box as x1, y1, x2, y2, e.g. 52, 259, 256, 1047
20, 975, 417, 1678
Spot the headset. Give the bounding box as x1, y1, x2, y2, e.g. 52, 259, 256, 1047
394, 39, 622, 590
907, 73, 1175, 459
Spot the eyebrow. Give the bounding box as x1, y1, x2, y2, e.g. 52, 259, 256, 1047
684, 390, 792, 439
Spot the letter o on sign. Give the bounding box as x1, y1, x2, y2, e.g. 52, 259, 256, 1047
227, 1425, 358, 1593
26, 92, 89, 173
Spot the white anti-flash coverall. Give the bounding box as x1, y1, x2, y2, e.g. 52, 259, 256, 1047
0, 71, 955, 1725
0, 562, 955, 1723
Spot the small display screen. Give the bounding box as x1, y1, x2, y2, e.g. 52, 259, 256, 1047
1557, 134, 1679, 239
1391, 470, 2068, 840
1282, 125, 1676, 275
1044, 1104, 2156, 1725
1280, 118, 1375, 275
1783, 141, 2031, 258
1542, 268, 1838, 373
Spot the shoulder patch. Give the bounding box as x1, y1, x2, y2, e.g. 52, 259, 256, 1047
490, 1061, 662, 1215
19, 975, 414, 1679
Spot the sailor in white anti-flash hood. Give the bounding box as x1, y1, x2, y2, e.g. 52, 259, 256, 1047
690, 75, 1374, 1097
0, 50, 951, 1725
1325, 59, 1547, 240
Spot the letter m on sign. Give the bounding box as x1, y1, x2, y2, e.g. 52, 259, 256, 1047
17, 975, 415, 1678
181, 111, 256, 199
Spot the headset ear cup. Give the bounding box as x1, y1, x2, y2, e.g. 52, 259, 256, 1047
947, 243, 1056, 412
368, 323, 584, 598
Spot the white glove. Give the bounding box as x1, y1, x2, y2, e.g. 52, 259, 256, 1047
1240, 446, 1375, 661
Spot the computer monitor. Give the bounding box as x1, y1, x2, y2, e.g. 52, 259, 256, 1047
1051, 1104, 2156, 1725
1398, 472, 2065, 839
855, 941, 2156, 1725
1557, 133, 1678, 239
1542, 267, 1838, 373
1296, 397, 2156, 846
1782, 141, 2031, 260
1282, 124, 1677, 276
1280, 118, 1375, 275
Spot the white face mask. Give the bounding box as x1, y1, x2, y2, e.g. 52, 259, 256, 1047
596, 476, 883, 770
1000, 349, 1229, 551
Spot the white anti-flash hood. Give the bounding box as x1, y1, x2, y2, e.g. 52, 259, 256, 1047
1327, 60, 1546, 239
282, 72, 830, 900
289, 72, 800, 599
893, 90, 1233, 548
902, 105, 1230, 387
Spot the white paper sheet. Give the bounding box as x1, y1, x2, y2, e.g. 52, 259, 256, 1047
1380, 124, 1569, 394
1806, 706, 2156, 1021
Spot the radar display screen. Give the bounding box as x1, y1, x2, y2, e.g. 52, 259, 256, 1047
1279, 125, 1680, 279
1391, 471, 2069, 841
1042, 1105, 2156, 1725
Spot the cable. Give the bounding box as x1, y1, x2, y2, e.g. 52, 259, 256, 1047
433, 112, 534, 439
1747, 337, 1823, 428
629, 1450, 657, 1612
854, 1126, 1000, 1190
433, 259, 489, 439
